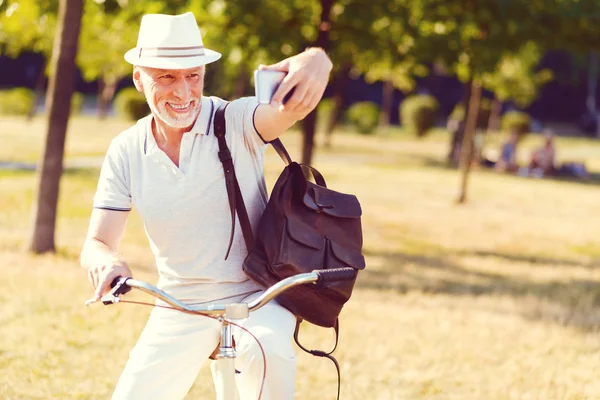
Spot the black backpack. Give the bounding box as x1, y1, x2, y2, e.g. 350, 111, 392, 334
214, 101, 365, 399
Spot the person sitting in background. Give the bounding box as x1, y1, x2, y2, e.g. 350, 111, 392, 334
495, 128, 523, 173
528, 129, 556, 177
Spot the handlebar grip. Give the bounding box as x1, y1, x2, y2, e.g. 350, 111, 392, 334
314, 268, 357, 284
109, 276, 132, 296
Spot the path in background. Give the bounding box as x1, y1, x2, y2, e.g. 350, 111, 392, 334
0, 156, 104, 170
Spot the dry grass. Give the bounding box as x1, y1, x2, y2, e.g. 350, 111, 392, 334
1, 115, 600, 399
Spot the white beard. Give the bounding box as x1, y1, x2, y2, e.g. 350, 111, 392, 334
148, 99, 200, 129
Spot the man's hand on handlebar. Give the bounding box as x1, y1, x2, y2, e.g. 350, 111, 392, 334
87, 261, 132, 303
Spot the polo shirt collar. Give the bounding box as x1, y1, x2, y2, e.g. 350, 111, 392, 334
189, 96, 213, 136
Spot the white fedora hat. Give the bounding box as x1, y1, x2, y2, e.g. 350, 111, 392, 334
124, 12, 221, 69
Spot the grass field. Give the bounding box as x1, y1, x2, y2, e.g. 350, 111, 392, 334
1, 115, 600, 399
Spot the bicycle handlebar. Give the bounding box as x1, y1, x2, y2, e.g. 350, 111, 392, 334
89, 267, 357, 318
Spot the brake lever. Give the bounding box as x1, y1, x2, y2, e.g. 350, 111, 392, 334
85, 276, 132, 306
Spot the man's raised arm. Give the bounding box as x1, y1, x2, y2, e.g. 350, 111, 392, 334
253, 47, 333, 142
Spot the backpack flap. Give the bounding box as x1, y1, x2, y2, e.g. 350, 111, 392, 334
303, 182, 362, 219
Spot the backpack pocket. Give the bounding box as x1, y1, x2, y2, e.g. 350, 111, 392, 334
271, 217, 326, 278
321, 240, 365, 303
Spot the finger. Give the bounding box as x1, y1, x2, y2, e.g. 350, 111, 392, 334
94, 270, 120, 301
307, 91, 322, 112
282, 81, 310, 113
310, 82, 328, 109
303, 86, 324, 114
87, 268, 96, 288
91, 267, 101, 289
259, 59, 290, 72
271, 73, 299, 106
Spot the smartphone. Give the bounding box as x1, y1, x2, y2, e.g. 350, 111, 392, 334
254, 70, 294, 105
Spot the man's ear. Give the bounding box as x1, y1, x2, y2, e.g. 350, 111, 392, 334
132, 67, 143, 92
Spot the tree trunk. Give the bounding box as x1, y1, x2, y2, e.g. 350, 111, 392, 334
26, 59, 47, 121
448, 81, 472, 166
379, 78, 394, 127
302, 110, 318, 165
301, 0, 334, 165
234, 63, 248, 99
588, 51, 600, 138
324, 62, 351, 148
97, 77, 117, 120
456, 80, 482, 204
28, 0, 83, 254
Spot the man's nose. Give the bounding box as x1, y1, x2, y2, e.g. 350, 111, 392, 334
172, 78, 191, 101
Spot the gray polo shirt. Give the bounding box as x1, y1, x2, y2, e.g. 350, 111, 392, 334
93, 96, 266, 303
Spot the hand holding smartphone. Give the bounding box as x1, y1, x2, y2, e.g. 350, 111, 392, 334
254, 69, 295, 105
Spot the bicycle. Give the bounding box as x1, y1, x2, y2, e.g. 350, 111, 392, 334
86, 267, 357, 400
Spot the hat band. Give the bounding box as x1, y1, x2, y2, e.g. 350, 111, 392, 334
139, 45, 206, 58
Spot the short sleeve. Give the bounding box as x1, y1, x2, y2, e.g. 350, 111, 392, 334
93, 137, 132, 211
227, 97, 268, 155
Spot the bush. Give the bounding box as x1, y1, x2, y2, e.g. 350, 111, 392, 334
400, 94, 439, 137
317, 97, 335, 128
448, 98, 491, 130
501, 111, 531, 135
345, 101, 380, 134
0, 87, 35, 116
113, 87, 149, 121
71, 92, 84, 115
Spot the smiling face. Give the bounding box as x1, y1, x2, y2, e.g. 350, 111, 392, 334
133, 66, 205, 129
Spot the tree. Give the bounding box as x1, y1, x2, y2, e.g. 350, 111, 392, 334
352, 2, 420, 129
28, 0, 83, 253
0, 0, 57, 118
391, 0, 600, 202
211, 0, 396, 164
77, 0, 182, 118
481, 41, 553, 132
585, 51, 600, 137
77, 0, 137, 118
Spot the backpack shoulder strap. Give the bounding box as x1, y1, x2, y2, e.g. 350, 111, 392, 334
269, 138, 292, 165
213, 101, 255, 258
294, 319, 342, 400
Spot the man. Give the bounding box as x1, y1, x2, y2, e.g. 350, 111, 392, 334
80, 12, 332, 400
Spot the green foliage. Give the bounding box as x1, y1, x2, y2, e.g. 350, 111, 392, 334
113, 88, 149, 121
345, 101, 380, 135
0, 0, 56, 58
400, 94, 439, 137
77, 1, 142, 86
71, 92, 84, 115
481, 42, 553, 108
500, 111, 531, 135
0, 88, 34, 115
317, 97, 335, 127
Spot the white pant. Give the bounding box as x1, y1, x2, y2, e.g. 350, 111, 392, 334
112, 295, 297, 400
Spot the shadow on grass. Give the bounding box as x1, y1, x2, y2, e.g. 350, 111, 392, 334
359, 249, 600, 331
457, 249, 599, 268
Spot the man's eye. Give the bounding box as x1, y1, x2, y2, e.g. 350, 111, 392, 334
188, 74, 199, 79
160, 75, 174, 80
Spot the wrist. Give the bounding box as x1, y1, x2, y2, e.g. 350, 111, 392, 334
305, 47, 332, 70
